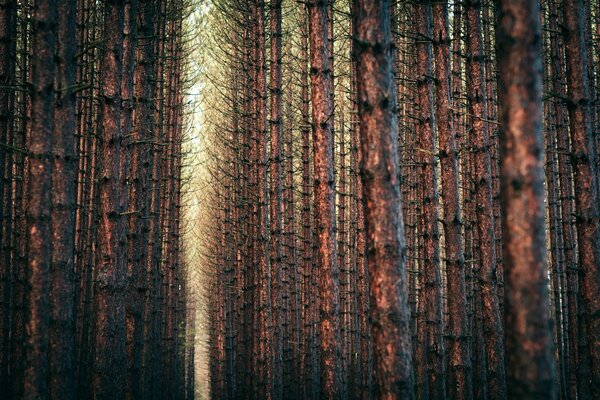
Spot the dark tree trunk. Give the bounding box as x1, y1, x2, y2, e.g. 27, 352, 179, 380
49, 0, 77, 398
126, 0, 154, 398
0, 0, 17, 392
23, 0, 57, 398
562, 0, 600, 394
92, 0, 127, 397
464, 1, 506, 397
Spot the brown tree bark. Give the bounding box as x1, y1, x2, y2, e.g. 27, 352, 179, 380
562, 0, 600, 394
464, 1, 506, 397
126, 0, 154, 398
0, 0, 16, 392
49, 0, 77, 398
269, 1, 284, 398
252, 1, 273, 398
414, 2, 446, 398
299, 7, 317, 395
92, 0, 127, 397
353, 0, 414, 398
307, 0, 342, 397
432, 2, 471, 399
496, 0, 558, 397
23, 0, 57, 398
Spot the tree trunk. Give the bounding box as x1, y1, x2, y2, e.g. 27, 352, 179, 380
353, 0, 414, 398
92, 0, 127, 397
562, 1, 600, 394
49, 0, 77, 398
23, 0, 57, 397
496, 0, 558, 397
432, 2, 471, 399
269, 1, 284, 397
464, 1, 506, 397
308, 0, 342, 397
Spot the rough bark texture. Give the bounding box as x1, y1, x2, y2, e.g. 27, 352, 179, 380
92, 1, 127, 398
432, 2, 471, 399
126, 1, 153, 398
49, 0, 77, 398
414, 2, 446, 399
0, 0, 16, 390
464, 1, 507, 397
562, 0, 600, 395
353, 1, 414, 398
269, 1, 284, 398
496, 1, 557, 398
23, 0, 57, 398
308, 0, 342, 397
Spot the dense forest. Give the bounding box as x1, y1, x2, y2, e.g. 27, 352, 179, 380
0, 0, 599, 399
0, 0, 195, 398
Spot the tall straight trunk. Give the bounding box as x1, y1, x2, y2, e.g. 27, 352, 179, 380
299, 8, 315, 395
23, 0, 57, 398
353, 0, 414, 398
307, 0, 342, 397
49, 0, 77, 398
252, 1, 273, 397
432, 2, 471, 399
92, 0, 127, 397
414, 2, 445, 398
11, 10, 33, 397
464, 1, 506, 397
123, 0, 140, 397
0, 0, 16, 392
73, 6, 99, 394
126, 0, 154, 398
496, 0, 557, 397
562, 1, 600, 394
337, 102, 349, 398
269, 1, 284, 398
349, 3, 371, 395
283, 84, 300, 397
143, 2, 167, 395
240, 16, 255, 399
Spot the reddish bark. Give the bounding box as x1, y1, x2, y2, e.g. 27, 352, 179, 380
562, 0, 600, 394
269, 1, 284, 397
432, 2, 471, 399
464, 1, 506, 396
497, 0, 558, 397
353, 0, 414, 398
49, 0, 77, 398
308, 0, 342, 397
23, 0, 57, 398
92, 0, 127, 397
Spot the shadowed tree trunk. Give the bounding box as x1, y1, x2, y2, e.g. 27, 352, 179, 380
464, 1, 506, 397
23, 0, 57, 398
49, 0, 77, 398
562, 1, 600, 394
92, 0, 127, 397
0, 0, 16, 393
